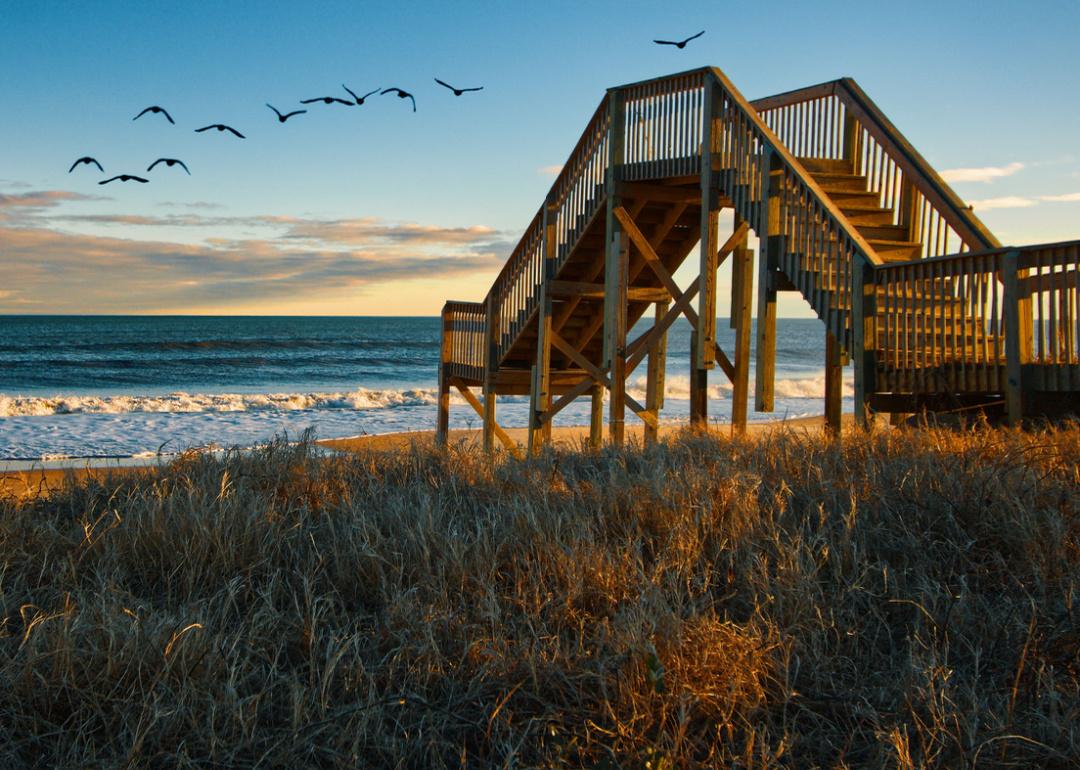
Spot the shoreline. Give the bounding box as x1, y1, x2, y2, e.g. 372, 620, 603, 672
1, 414, 845, 500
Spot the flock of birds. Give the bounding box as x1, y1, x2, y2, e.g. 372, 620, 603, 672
66, 31, 705, 186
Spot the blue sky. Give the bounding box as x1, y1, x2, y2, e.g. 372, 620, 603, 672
2, 0, 1078, 314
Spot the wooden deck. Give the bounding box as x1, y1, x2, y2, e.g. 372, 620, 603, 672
438, 67, 1080, 452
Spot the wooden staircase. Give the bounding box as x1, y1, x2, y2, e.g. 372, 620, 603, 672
438, 68, 1080, 452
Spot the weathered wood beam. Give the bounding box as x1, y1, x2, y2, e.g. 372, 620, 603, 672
756, 151, 782, 412
437, 310, 452, 445
626, 282, 700, 373
549, 280, 670, 303
540, 377, 595, 424
645, 299, 668, 444
552, 199, 648, 336
731, 218, 753, 434
825, 330, 842, 435
589, 385, 603, 448
613, 206, 687, 309
550, 330, 611, 388
604, 89, 628, 445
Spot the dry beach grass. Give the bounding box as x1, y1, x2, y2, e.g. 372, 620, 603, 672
0, 423, 1078, 767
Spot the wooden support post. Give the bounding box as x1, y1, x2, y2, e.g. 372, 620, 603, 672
436, 306, 452, 445
645, 299, 669, 445
731, 218, 753, 434
755, 150, 782, 412
852, 255, 877, 429
689, 330, 708, 429
693, 79, 720, 428
590, 384, 604, 448
1003, 250, 1024, 426
482, 294, 499, 453
529, 199, 557, 454
824, 330, 843, 435
841, 109, 860, 175
604, 87, 628, 446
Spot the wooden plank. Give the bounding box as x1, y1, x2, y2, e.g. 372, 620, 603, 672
548, 280, 669, 302
852, 256, 877, 428
1003, 250, 1024, 425
604, 88, 628, 445
483, 294, 499, 453
626, 282, 700, 373
437, 309, 452, 445
550, 330, 611, 388
756, 153, 782, 412
825, 330, 842, 434
731, 231, 753, 434
689, 330, 707, 428
590, 385, 603, 448
645, 299, 668, 444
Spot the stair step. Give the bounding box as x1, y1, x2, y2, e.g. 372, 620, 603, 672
869, 239, 923, 261
855, 223, 910, 241
823, 190, 881, 208
796, 157, 854, 175
811, 173, 870, 193
837, 204, 895, 226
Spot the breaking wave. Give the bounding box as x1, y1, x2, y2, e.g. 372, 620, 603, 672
0, 388, 443, 417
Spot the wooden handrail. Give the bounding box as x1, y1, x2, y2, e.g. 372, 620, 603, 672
834, 78, 1000, 251
705, 67, 884, 267
751, 77, 1000, 257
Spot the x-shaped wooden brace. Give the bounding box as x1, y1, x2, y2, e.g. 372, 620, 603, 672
448, 377, 523, 459
613, 206, 748, 382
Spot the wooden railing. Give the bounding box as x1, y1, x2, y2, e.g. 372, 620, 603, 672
445, 67, 888, 376
622, 71, 708, 180
708, 67, 883, 348
875, 251, 1007, 394
1017, 241, 1080, 389
874, 240, 1080, 395
753, 79, 1000, 258
440, 300, 487, 383
439, 66, 1076, 421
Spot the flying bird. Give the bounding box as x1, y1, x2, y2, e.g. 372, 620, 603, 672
147, 158, 190, 174
380, 87, 416, 112
341, 84, 380, 105
195, 123, 245, 138
133, 105, 175, 124
99, 174, 148, 185
434, 78, 483, 96
300, 95, 353, 106
267, 103, 306, 122
68, 156, 103, 173
653, 30, 705, 48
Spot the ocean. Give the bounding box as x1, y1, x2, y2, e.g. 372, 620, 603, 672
0, 315, 851, 463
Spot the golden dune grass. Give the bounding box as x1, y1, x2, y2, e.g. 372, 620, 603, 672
0, 423, 1077, 767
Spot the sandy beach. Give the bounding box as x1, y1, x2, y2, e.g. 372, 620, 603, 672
0, 414, 845, 501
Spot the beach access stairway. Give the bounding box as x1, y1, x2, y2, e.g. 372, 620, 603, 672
438, 67, 1080, 452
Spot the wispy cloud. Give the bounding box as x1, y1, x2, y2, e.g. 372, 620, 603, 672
968, 192, 1080, 210
538, 164, 563, 176
0, 190, 101, 214
158, 200, 226, 211
0, 190, 511, 313
1040, 192, 1080, 203
941, 162, 1024, 184
968, 195, 1038, 211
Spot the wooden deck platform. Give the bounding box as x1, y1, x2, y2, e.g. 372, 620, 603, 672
438, 67, 1080, 452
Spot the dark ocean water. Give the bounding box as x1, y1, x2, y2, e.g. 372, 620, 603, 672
0, 316, 848, 461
